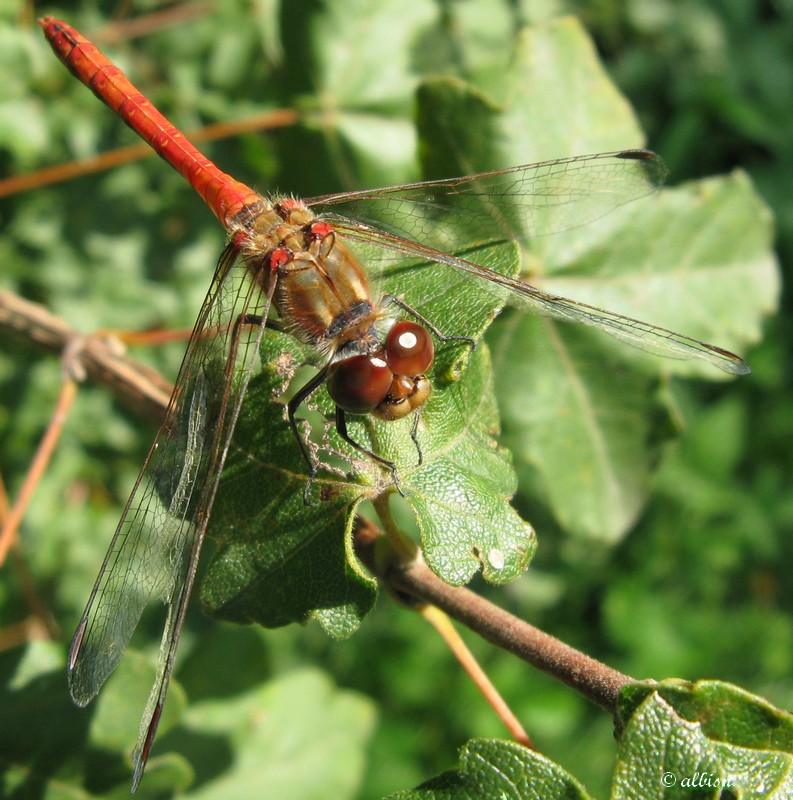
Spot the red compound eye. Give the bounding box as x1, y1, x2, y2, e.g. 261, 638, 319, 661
327, 355, 393, 414
385, 321, 434, 376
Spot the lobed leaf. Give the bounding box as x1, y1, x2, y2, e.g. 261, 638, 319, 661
613, 680, 793, 799
385, 738, 592, 799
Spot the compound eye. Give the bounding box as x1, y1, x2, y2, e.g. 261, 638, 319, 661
327, 355, 393, 414
385, 321, 434, 376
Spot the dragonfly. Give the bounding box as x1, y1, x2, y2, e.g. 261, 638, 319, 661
40, 16, 749, 792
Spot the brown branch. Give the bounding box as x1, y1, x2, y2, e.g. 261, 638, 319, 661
355, 526, 633, 714
0, 289, 171, 422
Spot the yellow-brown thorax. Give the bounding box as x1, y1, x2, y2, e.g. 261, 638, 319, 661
240, 198, 378, 356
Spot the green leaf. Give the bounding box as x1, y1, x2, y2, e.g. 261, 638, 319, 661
411, 17, 780, 543
408, 19, 779, 541
385, 738, 592, 799
277, 0, 440, 191
413, 19, 675, 547
417, 0, 522, 90
417, 17, 649, 178
613, 680, 793, 799
537, 172, 779, 374
178, 668, 375, 800
492, 171, 778, 542
502, 19, 648, 155
0, 642, 85, 790
309, 0, 437, 111
492, 316, 658, 542
617, 679, 793, 751
403, 343, 537, 586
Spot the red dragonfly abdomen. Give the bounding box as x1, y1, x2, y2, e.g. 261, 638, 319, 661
39, 17, 261, 227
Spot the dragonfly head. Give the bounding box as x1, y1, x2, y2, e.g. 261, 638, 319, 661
326, 321, 434, 420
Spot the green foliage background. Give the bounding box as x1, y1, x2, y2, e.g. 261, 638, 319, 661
0, 0, 790, 797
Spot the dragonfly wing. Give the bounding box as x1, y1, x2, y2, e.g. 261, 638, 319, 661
306, 150, 668, 253
67, 244, 272, 786
306, 149, 745, 375
329, 224, 750, 375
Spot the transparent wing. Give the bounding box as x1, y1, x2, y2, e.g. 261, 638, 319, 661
331, 224, 748, 374
306, 150, 748, 375
306, 149, 668, 251
67, 244, 271, 788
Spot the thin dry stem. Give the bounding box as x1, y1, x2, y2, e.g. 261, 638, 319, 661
0, 379, 77, 566
0, 109, 299, 199
420, 604, 534, 748
389, 555, 633, 713
0, 474, 59, 639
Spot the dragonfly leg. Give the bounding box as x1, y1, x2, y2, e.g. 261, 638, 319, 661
228, 312, 271, 345
240, 308, 326, 504
335, 407, 405, 497
286, 367, 330, 505
409, 410, 423, 468
232, 312, 288, 335
381, 294, 476, 349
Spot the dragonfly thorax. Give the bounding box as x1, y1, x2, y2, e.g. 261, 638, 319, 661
241, 198, 379, 351
239, 199, 437, 420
